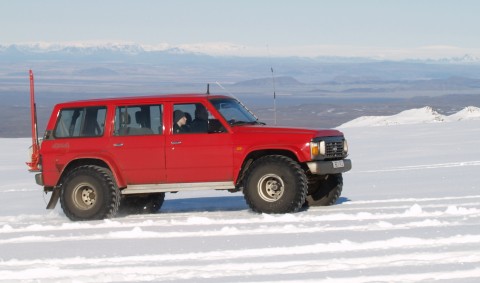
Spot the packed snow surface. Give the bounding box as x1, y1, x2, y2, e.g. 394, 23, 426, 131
1, 118, 480, 282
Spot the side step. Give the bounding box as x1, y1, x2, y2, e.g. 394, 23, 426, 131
121, 181, 235, 195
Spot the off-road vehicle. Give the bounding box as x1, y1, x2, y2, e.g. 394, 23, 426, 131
27, 71, 352, 221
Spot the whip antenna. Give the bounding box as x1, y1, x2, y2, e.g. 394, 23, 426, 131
267, 45, 277, 125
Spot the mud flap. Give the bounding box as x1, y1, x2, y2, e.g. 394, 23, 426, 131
46, 188, 61, 209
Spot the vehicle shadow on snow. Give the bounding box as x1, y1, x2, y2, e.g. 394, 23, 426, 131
336, 197, 352, 204
160, 196, 249, 213
158, 196, 352, 214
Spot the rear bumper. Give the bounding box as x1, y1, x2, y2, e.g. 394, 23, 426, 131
306, 159, 352, 175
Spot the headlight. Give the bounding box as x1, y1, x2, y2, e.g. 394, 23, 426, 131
319, 141, 326, 155
310, 141, 326, 159
343, 140, 349, 155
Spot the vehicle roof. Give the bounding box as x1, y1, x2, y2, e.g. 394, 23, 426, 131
54, 93, 233, 107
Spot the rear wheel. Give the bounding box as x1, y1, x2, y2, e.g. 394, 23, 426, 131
120, 193, 165, 214
306, 174, 343, 206
60, 165, 120, 221
243, 155, 307, 213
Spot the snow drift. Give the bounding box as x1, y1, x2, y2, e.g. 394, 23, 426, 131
340, 106, 480, 128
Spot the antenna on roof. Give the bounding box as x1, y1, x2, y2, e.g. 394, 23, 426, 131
206, 83, 210, 95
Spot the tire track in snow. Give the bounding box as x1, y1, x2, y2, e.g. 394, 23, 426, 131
1, 196, 479, 282
1, 203, 478, 242
1, 248, 480, 282
359, 160, 480, 173
2, 236, 480, 265
1, 195, 479, 233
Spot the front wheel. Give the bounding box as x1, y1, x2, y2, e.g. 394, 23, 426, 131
306, 174, 343, 206
60, 165, 121, 221
243, 155, 307, 214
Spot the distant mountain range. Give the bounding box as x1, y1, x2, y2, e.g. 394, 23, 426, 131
3, 42, 480, 90
1, 42, 480, 64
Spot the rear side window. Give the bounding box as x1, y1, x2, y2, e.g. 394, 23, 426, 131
114, 105, 163, 136
54, 107, 107, 138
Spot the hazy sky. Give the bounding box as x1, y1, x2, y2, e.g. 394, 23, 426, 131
1, 0, 479, 58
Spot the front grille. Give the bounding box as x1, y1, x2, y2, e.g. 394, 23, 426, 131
325, 140, 344, 158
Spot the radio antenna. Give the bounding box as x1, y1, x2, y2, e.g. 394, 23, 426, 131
267, 45, 277, 125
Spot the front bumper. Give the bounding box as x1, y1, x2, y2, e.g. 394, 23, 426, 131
306, 159, 352, 175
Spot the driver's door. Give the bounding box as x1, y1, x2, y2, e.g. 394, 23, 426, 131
165, 102, 233, 183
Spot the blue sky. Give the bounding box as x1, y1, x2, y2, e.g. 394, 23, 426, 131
1, 0, 479, 58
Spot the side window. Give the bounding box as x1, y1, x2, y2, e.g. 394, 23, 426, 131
114, 104, 163, 136
54, 107, 106, 138
173, 103, 224, 134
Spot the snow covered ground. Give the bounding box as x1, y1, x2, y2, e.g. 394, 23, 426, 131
1, 110, 480, 282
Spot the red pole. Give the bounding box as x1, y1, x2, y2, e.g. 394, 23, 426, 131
27, 70, 40, 171
29, 70, 37, 145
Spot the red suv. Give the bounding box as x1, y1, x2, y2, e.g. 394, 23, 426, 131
27, 79, 351, 221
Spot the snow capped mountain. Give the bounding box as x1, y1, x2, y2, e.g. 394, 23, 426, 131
435, 54, 480, 64
0, 42, 248, 57
2, 42, 480, 62
1, 42, 154, 54
448, 106, 480, 121
339, 106, 480, 128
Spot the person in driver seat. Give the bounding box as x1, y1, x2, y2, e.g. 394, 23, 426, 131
173, 110, 188, 133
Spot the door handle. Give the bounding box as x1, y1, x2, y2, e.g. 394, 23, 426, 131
171, 141, 182, 145
113, 143, 124, 147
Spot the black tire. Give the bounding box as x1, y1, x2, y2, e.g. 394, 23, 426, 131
60, 165, 121, 221
306, 174, 343, 206
243, 155, 307, 214
120, 193, 165, 214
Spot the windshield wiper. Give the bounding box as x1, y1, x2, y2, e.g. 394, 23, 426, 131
230, 120, 249, 126
230, 120, 265, 126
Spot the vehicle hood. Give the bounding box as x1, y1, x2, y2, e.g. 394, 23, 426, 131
231, 125, 344, 138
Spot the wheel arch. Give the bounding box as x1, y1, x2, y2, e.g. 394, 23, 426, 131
58, 158, 126, 188
235, 149, 301, 186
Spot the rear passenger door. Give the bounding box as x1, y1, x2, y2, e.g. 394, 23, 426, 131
109, 104, 166, 185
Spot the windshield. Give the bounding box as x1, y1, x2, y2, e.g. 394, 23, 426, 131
209, 97, 262, 126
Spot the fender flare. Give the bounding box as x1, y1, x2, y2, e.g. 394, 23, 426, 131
233, 145, 306, 184
57, 155, 127, 189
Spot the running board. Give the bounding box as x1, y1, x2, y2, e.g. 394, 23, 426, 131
121, 181, 235, 195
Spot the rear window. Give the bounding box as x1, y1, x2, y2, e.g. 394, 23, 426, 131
54, 107, 107, 138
